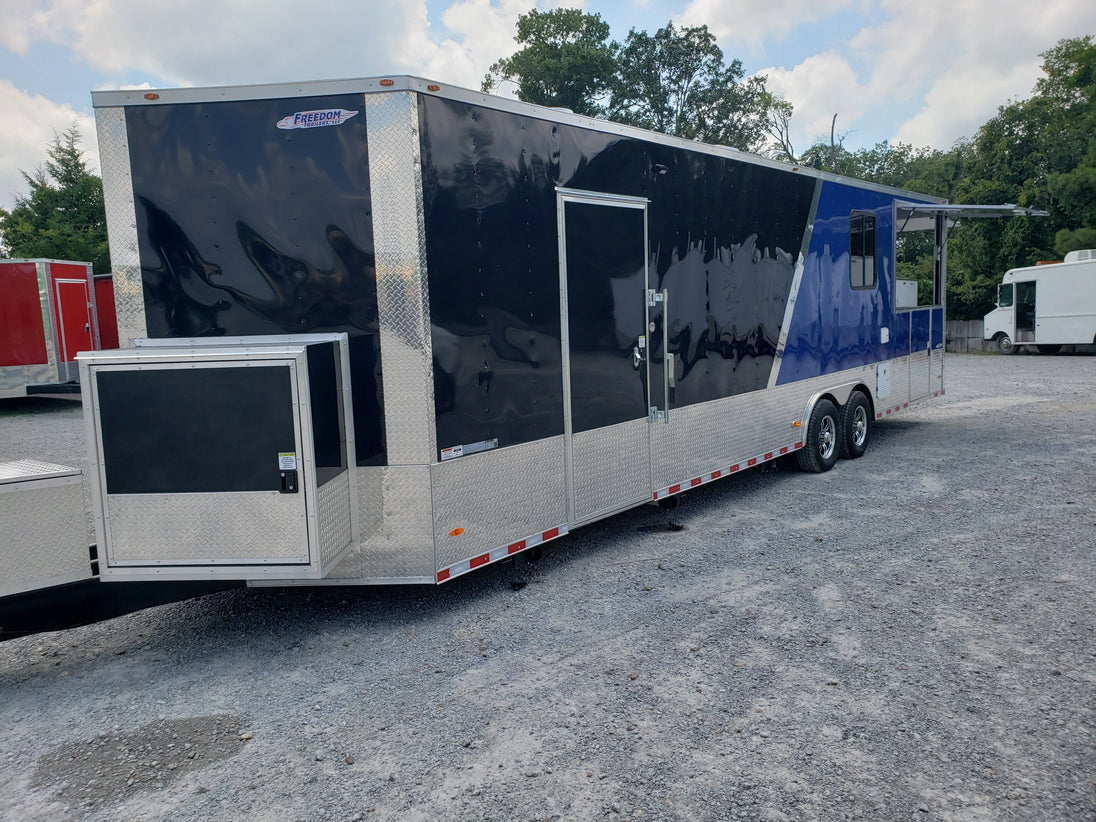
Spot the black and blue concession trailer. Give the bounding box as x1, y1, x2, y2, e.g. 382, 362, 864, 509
64, 75, 1015, 591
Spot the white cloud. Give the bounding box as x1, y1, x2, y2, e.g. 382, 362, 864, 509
758, 52, 868, 154
894, 59, 1041, 149
0, 0, 542, 91
751, 0, 1096, 155
681, 0, 853, 44
0, 0, 598, 96
0, 80, 98, 211
852, 0, 1096, 147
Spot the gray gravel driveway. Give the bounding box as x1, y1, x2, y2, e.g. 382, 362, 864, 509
0, 353, 1093, 821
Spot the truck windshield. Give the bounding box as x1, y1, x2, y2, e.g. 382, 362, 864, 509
998, 282, 1014, 307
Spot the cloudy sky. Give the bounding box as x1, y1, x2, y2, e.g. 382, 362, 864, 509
1, 0, 1094, 210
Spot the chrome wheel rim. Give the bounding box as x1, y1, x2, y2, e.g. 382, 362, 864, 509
819, 415, 836, 461
851, 406, 867, 448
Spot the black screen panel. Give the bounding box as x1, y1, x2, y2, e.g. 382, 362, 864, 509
306, 341, 346, 485
97, 365, 297, 494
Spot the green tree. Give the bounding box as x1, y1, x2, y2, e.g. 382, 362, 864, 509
949, 36, 1096, 315
1040, 36, 1096, 255
484, 13, 786, 153
482, 9, 617, 116
1049, 141, 1096, 252
608, 22, 774, 151
0, 125, 109, 273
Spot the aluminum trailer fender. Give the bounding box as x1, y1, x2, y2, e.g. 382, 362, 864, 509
800, 381, 867, 425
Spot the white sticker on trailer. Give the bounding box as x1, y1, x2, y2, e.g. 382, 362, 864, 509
440, 439, 499, 461
278, 452, 297, 470
276, 109, 359, 130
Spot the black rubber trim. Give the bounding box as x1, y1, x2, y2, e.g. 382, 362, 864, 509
0, 578, 244, 641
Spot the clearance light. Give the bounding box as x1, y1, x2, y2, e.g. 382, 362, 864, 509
427, 84, 440, 92
379, 79, 395, 87
144, 93, 160, 100
449, 527, 465, 537
793, 420, 802, 428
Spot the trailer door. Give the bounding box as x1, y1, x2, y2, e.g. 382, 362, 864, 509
1015, 281, 1036, 342
558, 191, 652, 524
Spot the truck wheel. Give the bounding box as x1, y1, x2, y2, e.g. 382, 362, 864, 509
840, 391, 871, 460
797, 399, 840, 473
1036, 344, 1061, 355
996, 334, 1017, 355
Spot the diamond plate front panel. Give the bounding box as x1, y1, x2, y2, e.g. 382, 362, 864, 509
105, 493, 308, 565
432, 437, 567, 570
909, 351, 931, 401
316, 472, 353, 568
366, 92, 436, 466
95, 106, 146, 344
0, 459, 80, 483
650, 363, 894, 492
344, 465, 436, 580
887, 357, 910, 407
571, 420, 650, 522
0, 472, 90, 596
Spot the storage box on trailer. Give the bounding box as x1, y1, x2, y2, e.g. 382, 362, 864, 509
0, 460, 91, 596
79, 333, 357, 581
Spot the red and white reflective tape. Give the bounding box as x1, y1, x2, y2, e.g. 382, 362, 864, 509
436, 524, 569, 583
876, 402, 909, 419
652, 441, 803, 502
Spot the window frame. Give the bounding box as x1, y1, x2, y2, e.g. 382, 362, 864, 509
849, 211, 878, 290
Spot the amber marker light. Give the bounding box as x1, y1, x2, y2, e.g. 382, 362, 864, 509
144, 93, 160, 100
793, 420, 802, 428
379, 79, 395, 87
449, 527, 465, 537
427, 84, 440, 92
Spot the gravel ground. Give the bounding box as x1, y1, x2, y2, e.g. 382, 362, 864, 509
0, 353, 1094, 822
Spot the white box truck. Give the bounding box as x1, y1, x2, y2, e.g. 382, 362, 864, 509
983, 250, 1096, 353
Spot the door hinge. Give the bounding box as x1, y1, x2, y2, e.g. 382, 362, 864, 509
646, 289, 664, 308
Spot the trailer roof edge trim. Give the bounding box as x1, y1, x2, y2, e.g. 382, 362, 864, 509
91, 74, 944, 203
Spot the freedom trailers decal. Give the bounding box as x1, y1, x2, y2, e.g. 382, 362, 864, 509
276, 109, 359, 129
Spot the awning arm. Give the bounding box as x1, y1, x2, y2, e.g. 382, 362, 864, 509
895, 201, 1049, 233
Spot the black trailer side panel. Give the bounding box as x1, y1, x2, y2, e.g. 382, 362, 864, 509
124, 95, 386, 466
419, 96, 815, 454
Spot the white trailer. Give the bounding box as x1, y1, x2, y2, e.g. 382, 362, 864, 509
983, 250, 1096, 353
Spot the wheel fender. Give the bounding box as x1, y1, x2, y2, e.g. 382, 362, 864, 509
800, 382, 878, 444
800, 383, 858, 427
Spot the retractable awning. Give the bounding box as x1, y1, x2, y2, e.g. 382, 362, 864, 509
895, 202, 1048, 232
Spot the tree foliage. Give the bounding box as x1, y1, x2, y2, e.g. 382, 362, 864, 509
485, 11, 785, 153
482, 8, 616, 117
948, 35, 1096, 313
0, 125, 109, 273
608, 22, 772, 151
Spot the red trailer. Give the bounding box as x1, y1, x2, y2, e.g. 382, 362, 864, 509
0, 259, 118, 398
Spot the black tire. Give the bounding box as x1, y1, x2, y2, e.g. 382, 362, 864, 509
1036, 344, 1061, 355
996, 334, 1017, 355
840, 391, 871, 460
797, 399, 840, 473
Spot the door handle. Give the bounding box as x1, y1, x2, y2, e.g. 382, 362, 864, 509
632, 345, 644, 370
